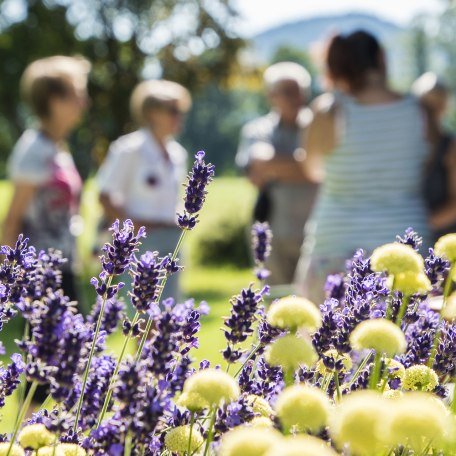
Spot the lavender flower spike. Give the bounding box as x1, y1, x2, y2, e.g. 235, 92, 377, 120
251, 222, 272, 280
178, 151, 215, 230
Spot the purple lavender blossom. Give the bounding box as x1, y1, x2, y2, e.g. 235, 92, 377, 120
100, 219, 145, 276
129, 251, 167, 312
425, 248, 450, 286
77, 355, 116, 430
396, 227, 423, 251
223, 286, 269, 363
251, 222, 272, 280
214, 396, 255, 437
50, 313, 91, 401
0, 353, 25, 407
21, 290, 75, 383
87, 296, 125, 336
325, 274, 346, 300
177, 151, 215, 230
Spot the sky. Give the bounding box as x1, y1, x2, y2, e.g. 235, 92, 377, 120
235, 0, 443, 36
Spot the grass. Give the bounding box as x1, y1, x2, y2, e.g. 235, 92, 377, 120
0, 176, 257, 431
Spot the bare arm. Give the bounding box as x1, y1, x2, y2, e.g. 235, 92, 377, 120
2, 183, 36, 247
301, 94, 337, 184
99, 193, 127, 225
248, 153, 308, 188
429, 140, 456, 230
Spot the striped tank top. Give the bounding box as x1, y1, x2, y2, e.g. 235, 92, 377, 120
305, 94, 431, 258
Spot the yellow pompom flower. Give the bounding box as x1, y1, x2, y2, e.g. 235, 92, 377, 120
176, 391, 209, 411
350, 319, 406, 356
402, 365, 439, 392
316, 349, 352, 375
0, 443, 25, 456
267, 296, 321, 332
265, 334, 317, 371
219, 427, 282, 456
275, 384, 331, 433
383, 389, 403, 400
384, 392, 449, 452
442, 293, 456, 321
383, 358, 405, 380
246, 395, 274, 417
248, 417, 275, 429
53, 445, 86, 456
265, 436, 338, 456
164, 425, 203, 456
371, 243, 424, 275
35, 447, 63, 456
392, 271, 432, 296
18, 424, 55, 450
182, 369, 240, 406
329, 390, 387, 455
435, 233, 456, 263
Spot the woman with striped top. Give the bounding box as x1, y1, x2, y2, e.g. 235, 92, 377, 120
295, 30, 433, 303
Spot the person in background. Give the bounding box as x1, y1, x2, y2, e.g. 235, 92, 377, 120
3, 56, 90, 301
97, 79, 191, 301
236, 62, 319, 286
412, 72, 456, 242
295, 30, 432, 303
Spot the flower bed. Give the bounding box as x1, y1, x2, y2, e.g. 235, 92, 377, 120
0, 152, 455, 455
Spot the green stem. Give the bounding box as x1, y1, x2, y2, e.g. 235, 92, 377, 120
395, 295, 410, 327
40, 394, 53, 410
124, 431, 132, 456
284, 369, 294, 387
385, 276, 396, 320
203, 405, 217, 456
233, 344, 260, 377
96, 311, 140, 427
73, 276, 113, 432
334, 371, 342, 401
135, 231, 187, 362
187, 412, 195, 456
7, 381, 38, 456
347, 350, 374, 388
369, 352, 382, 390
451, 384, 456, 414
13, 322, 29, 427
427, 264, 455, 369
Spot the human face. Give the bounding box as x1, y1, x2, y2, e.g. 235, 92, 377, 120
269, 80, 305, 124
147, 101, 186, 137
48, 79, 88, 135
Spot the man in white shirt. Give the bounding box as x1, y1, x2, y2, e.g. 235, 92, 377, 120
236, 62, 319, 285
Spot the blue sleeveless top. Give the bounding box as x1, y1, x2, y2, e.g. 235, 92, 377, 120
305, 95, 431, 258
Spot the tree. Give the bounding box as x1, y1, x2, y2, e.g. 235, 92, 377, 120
0, 0, 244, 177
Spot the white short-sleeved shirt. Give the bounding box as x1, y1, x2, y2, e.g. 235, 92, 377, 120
97, 129, 187, 224
7, 129, 82, 266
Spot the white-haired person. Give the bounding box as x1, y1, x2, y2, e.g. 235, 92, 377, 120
412, 72, 456, 242
3, 56, 90, 300
236, 61, 319, 286
97, 79, 191, 301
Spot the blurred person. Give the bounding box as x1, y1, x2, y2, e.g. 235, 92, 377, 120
3, 56, 90, 300
412, 72, 456, 242
295, 30, 432, 303
97, 79, 191, 301
236, 62, 319, 286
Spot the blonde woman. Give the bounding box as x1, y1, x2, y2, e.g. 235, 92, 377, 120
4, 56, 90, 299
97, 80, 191, 300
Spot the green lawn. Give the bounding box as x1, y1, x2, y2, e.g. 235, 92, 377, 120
0, 176, 257, 430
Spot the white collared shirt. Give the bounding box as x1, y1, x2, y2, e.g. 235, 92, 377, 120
97, 129, 187, 224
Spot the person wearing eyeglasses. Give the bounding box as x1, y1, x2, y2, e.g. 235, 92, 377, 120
3, 56, 90, 301
97, 79, 191, 300
236, 62, 319, 286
